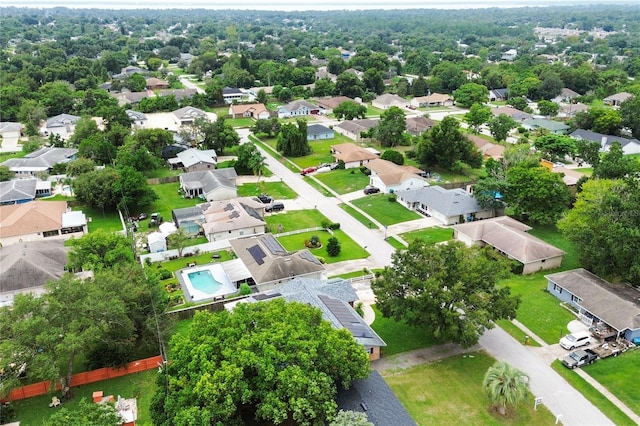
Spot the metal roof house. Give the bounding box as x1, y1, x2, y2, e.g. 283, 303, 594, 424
546, 269, 640, 343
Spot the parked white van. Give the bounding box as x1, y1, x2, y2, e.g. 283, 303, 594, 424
559, 330, 591, 350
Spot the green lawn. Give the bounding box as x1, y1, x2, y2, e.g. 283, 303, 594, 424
144, 167, 181, 179
384, 351, 557, 426
156, 250, 232, 274
526, 223, 580, 271
313, 169, 370, 194
370, 305, 438, 356
277, 229, 368, 264
147, 182, 200, 225
301, 176, 334, 197
339, 203, 380, 229
386, 235, 407, 250
400, 226, 453, 245
79, 206, 123, 233
583, 350, 640, 417
328, 269, 373, 280
11, 370, 157, 426
237, 181, 298, 199
496, 319, 542, 347
350, 195, 421, 226
552, 360, 637, 426
263, 209, 328, 232
0, 150, 26, 161
259, 133, 356, 170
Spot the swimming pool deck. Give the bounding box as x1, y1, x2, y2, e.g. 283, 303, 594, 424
177, 263, 237, 302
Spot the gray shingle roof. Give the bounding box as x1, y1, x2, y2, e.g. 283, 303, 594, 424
336, 370, 417, 426
0, 240, 69, 293
397, 186, 488, 217
2, 147, 77, 171
570, 129, 640, 149
179, 169, 237, 197
0, 179, 36, 204
307, 123, 333, 136
45, 114, 80, 128
335, 119, 379, 134
546, 268, 640, 332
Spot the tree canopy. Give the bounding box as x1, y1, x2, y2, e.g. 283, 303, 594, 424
416, 116, 482, 169
376, 106, 406, 147
372, 240, 518, 348
483, 361, 529, 416
454, 83, 489, 108
333, 100, 367, 121
277, 120, 311, 157
150, 299, 369, 425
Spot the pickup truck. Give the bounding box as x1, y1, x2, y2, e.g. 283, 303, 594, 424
562, 349, 598, 369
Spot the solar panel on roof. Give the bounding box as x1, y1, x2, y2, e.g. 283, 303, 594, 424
299, 250, 321, 264
247, 245, 266, 265
263, 235, 285, 255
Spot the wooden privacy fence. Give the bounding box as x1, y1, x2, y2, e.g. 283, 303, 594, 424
3, 355, 163, 402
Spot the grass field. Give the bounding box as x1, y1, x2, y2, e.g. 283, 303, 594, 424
496, 319, 542, 347
338, 203, 380, 229
263, 209, 328, 232
386, 236, 407, 250
370, 305, 438, 356
237, 181, 298, 199
11, 370, 157, 426
277, 229, 368, 264
551, 360, 637, 426
147, 182, 200, 225
80, 206, 123, 233
350, 195, 421, 226
583, 350, 640, 417
400, 226, 453, 245
313, 169, 370, 194
384, 351, 557, 426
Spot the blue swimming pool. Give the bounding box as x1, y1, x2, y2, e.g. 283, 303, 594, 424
187, 270, 222, 294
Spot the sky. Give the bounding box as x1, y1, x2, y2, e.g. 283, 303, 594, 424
4, 0, 634, 10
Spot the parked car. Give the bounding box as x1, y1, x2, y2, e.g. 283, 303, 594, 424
559, 330, 591, 350
301, 166, 317, 176
256, 194, 273, 204
363, 187, 380, 195
315, 166, 332, 174
137, 213, 148, 220
265, 202, 285, 213
562, 349, 598, 369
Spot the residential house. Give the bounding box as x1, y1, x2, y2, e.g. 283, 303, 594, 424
330, 143, 379, 169
336, 370, 417, 426
552, 88, 581, 104
372, 94, 409, 110
453, 216, 565, 274
157, 88, 198, 103
168, 148, 217, 173
228, 103, 270, 120
546, 268, 640, 343
492, 106, 532, 122
307, 124, 334, 141
467, 134, 505, 160
489, 88, 509, 102
397, 186, 497, 225
603, 92, 634, 107
126, 110, 147, 127
314, 66, 337, 82
277, 100, 321, 119
173, 106, 207, 126
501, 49, 517, 61
178, 168, 238, 201
552, 166, 587, 193
145, 77, 170, 90
522, 118, 570, 134
225, 277, 387, 360
0, 122, 24, 144
0, 179, 51, 205
405, 116, 434, 136
314, 96, 353, 113
200, 198, 266, 242
365, 158, 428, 194
557, 102, 589, 118
334, 119, 379, 142
0, 200, 87, 247
222, 87, 245, 104
570, 129, 640, 155
229, 234, 326, 291
111, 91, 150, 107
44, 114, 80, 139
147, 232, 167, 253
410, 93, 454, 108
1, 147, 78, 178
0, 240, 69, 307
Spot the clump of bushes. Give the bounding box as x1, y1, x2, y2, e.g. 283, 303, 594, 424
305, 235, 322, 248
326, 237, 341, 257
158, 268, 173, 280
387, 194, 397, 202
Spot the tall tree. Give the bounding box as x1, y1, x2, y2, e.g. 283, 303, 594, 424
464, 103, 492, 133
416, 116, 482, 169
276, 120, 311, 157
504, 165, 572, 224
533, 134, 576, 162
593, 142, 639, 179
150, 299, 369, 425
483, 362, 529, 416
67, 230, 134, 272
619, 95, 640, 138
537, 100, 559, 117
453, 83, 489, 108
376, 106, 406, 148
335, 72, 365, 98
574, 138, 601, 168
372, 241, 518, 348
45, 398, 121, 426
200, 117, 240, 154
488, 114, 516, 142
558, 178, 640, 283
333, 101, 367, 121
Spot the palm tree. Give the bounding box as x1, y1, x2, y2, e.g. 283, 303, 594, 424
483, 361, 530, 415
248, 150, 267, 185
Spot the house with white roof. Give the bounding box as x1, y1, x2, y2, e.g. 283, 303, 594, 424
372, 94, 409, 110
364, 159, 428, 194
172, 106, 207, 126
396, 186, 497, 225
168, 148, 217, 173
147, 232, 167, 253
277, 100, 321, 119
178, 168, 238, 202
44, 114, 80, 139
